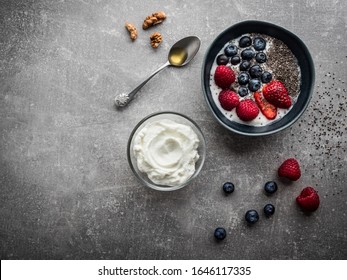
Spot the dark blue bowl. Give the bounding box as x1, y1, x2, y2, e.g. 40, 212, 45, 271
201, 21, 315, 136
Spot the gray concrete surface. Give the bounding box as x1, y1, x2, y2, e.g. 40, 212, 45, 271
0, 0, 346, 260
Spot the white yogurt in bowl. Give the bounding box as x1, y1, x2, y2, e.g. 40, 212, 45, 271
133, 119, 199, 187
127, 112, 206, 191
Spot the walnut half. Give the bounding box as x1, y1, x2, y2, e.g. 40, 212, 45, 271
125, 22, 137, 40
150, 32, 163, 48
143, 12, 166, 30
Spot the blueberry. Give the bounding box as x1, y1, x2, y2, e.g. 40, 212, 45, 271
261, 71, 273, 83
245, 210, 259, 224
230, 55, 241, 65
255, 52, 267, 63
264, 181, 278, 194
248, 79, 262, 92
224, 44, 238, 57
238, 87, 249, 97
241, 48, 255, 60
239, 36, 252, 48
249, 65, 263, 78
253, 37, 266, 51
223, 182, 235, 195
214, 227, 227, 240
217, 54, 229, 65
239, 60, 251, 71
238, 72, 250, 85
264, 204, 275, 217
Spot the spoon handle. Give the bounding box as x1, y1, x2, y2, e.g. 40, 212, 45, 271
115, 61, 171, 107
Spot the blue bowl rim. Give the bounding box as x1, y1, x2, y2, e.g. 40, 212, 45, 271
201, 20, 315, 136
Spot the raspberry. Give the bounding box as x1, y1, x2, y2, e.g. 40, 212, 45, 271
218, 90, 239, 111
278, 158, 301, 181
296, 186, 320, 212
236, 99, 259, 121
214, 65, 236, 89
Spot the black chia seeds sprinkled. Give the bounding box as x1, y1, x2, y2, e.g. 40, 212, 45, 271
259, 34, 301, 97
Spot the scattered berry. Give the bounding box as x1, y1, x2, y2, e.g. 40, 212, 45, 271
253, 37, 266, 51
263, 80, 292, 108
264, 204, 275, 217
230, 55, 241, 65
296, 186, 320, 212
264, 181, 278, 194
238, 86, 249, 97
223, 182, 235, 195
214, 65, 236, 89
255, 52, 267, 63
249, 65, 263, 78
254, 91, 277, 120
241, 48, 255, 60
238, 72, 250, 85
261, 71, 272, 83
239, 36, 252, 47
248, 79, 262, 92
224, 44, 238, 57
217, 54, 229, 65
236, 99, 259, 121
239, 60, 251, 71
245, 210, 259, 224
214, 227, 227, 240
278, 158, 301, 181
218, 89, 239, 111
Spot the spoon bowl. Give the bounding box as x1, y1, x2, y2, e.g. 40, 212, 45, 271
168, 36, 201, 66
115, 36, 201, 107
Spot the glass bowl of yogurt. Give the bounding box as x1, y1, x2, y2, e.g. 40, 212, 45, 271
127, 112, 206, 191
201, 20, 315, 136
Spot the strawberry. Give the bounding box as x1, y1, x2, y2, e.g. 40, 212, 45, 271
214, 65, 236, 89
296, 186, 320, 212
236, 99, 259, 121
218, 89, 239, 111
263, 80, 292, 109
278, 158, 301, 181
254, 91, 277, 120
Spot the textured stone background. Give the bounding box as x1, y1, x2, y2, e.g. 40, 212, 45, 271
0, 0, 346, 259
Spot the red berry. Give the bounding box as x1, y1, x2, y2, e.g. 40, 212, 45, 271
236, 99, 259, 121
296, 186, 320, 212
263, 80, 292, 109
278, 158, 301, 181
214, 65, 236, 89
254, 91, 277, 120
218, 89, 239, 111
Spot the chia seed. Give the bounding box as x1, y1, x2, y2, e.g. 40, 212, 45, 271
261, 34, 301, 97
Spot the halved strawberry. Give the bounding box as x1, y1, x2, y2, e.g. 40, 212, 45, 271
263, 80, 292, 109
254, 91, 277, 120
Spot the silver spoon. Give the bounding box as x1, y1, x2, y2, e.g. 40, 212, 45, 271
114, 36, 201, 107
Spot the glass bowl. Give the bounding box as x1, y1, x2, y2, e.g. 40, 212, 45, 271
127, 111, 206, 191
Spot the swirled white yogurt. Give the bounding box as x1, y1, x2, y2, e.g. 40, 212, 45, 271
133, 119, 200, 187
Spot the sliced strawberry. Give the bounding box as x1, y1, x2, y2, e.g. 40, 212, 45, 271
254, 92, 277, 120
